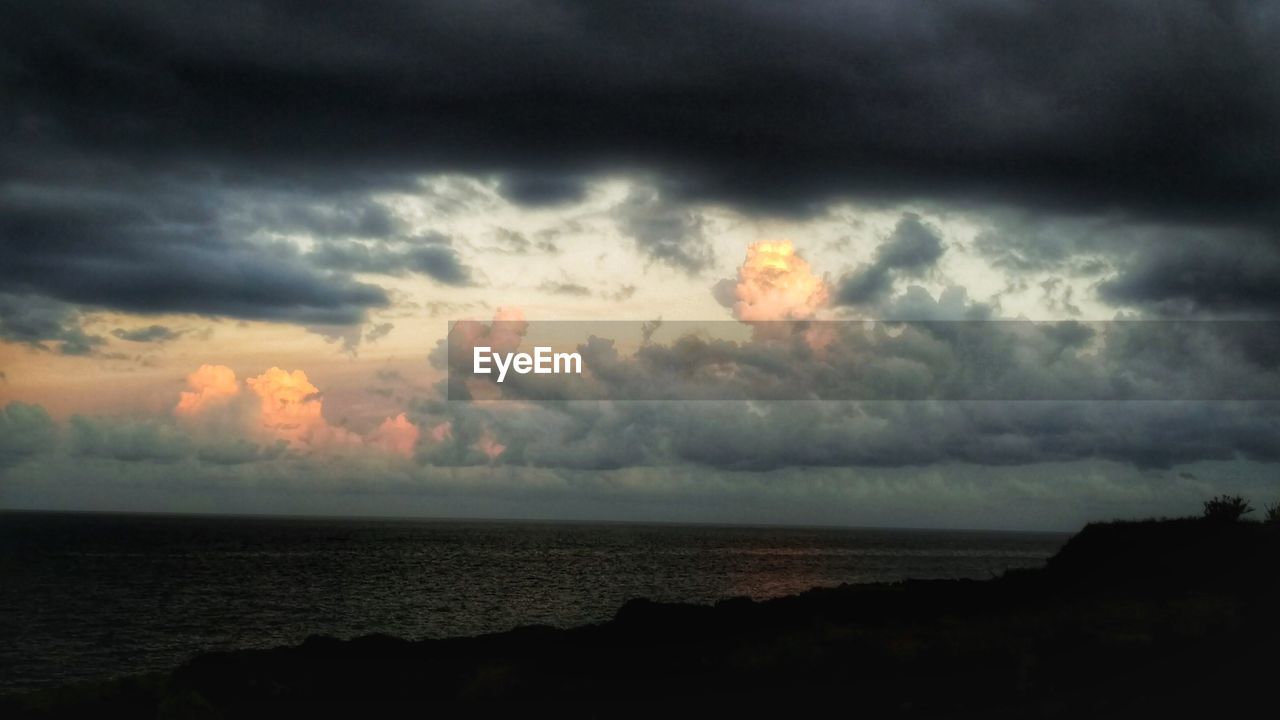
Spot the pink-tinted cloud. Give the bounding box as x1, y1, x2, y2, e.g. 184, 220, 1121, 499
427, 421, 454, 444
370, 412, 420, 457
474, 429, 506, 461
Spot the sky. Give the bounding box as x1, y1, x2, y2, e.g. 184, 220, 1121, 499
2, 0, 1279, 530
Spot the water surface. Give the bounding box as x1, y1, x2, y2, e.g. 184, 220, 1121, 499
0, 511, 1067, 690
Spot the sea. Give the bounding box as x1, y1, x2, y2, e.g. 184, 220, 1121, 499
0, 511, 1068, 692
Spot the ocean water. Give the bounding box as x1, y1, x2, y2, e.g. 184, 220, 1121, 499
0, 511, 1067, 691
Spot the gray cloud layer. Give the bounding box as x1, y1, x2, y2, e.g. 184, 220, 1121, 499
429, 317, 1280, 471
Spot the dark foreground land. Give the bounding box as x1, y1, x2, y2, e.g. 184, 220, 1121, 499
5, 518, 1279, 718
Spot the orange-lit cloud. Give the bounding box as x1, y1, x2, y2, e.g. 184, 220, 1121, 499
246, 367, 323, 434
733, 240, 829, 322
169, 363, 471, 459
174, 364, 240, 416
245, 367, 361, 449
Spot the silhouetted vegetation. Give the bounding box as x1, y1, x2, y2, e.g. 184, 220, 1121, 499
1266, 502, 1280, 524
1202, 494, 1253, 522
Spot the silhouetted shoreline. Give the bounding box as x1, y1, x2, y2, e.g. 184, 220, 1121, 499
6, 517, 1278, 717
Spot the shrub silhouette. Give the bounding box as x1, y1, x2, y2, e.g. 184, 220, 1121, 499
1265, 502, 1280, 524
1202, 495, 1253, 522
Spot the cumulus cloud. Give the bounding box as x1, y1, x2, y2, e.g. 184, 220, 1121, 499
245, 368, 362, 449
837, 214, 945, 306
175, 365, 242, 416
171, 363, 423, 457
370, 413, 420, 458
731, 241, 830, 322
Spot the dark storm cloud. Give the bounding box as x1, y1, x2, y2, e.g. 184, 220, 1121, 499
972, 215, 1280, 317
0, 293, 105, 355
1098, 235, 1280, 316
0, 176, 391, 326
837, 214, 945, 305
4, 0, 1276, 220
496, 172, 590, 207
